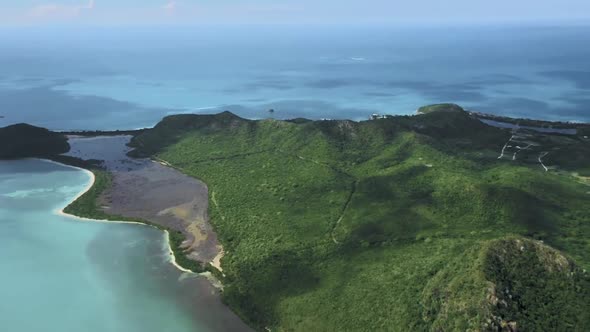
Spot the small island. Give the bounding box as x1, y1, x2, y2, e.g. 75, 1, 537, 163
2, 104, 589, 331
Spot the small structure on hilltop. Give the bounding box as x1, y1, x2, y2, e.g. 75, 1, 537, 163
369, 113, 388, 120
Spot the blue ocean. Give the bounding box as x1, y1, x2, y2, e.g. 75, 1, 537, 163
0, 24, 589, 130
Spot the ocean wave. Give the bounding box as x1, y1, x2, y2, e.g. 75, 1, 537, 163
3, 188, 53, 198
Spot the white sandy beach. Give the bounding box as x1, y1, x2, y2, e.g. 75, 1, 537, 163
43, 158, 199, 276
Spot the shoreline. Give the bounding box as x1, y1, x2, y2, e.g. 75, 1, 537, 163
42, 158, 203, 277
210, 249, 225, 272
163, 230, 196, 274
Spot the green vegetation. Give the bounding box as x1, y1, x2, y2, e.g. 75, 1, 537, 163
124, 105, 589, 331
423, 237, 590, 331
482, 237, 590, 330
0, 123, 69, 159
168, 229, 208, 273
543, 134, 590, 176
417, 103, 465, 114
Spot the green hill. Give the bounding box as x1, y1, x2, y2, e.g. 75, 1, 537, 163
0, 123, 69, 159
417, 103, 466, 114
129, 108, 590, 331
423, 237, 590, 331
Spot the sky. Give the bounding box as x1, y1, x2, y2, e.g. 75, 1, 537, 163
0, 0, 589, 26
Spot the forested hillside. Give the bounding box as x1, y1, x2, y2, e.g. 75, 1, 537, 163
130, 105, 590, 331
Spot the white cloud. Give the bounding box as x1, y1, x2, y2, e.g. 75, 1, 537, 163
28, 0, 95, 20
162, 0, 176, 14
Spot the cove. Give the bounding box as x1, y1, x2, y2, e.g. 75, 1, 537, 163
0, 159, 246, 332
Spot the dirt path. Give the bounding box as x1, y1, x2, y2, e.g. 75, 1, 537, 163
497, 135, 515, 159
538, 152, 549, 172
331, 180, 358, 244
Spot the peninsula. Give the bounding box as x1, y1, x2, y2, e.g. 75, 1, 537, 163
2, 104, 589, 331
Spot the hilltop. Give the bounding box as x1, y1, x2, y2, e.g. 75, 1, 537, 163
128, 105, 590, 331
0, 123, 69, 159
417, 103, 466, 114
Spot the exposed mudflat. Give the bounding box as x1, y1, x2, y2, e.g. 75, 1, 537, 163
66, 135, 222, 265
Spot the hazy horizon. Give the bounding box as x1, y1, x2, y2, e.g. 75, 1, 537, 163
1, 1, 589, 129
0, 0, 589, 27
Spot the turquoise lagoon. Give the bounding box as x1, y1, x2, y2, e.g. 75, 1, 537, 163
0, 159, 245, 332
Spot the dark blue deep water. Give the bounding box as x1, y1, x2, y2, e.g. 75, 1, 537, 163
1, 25, 589, 129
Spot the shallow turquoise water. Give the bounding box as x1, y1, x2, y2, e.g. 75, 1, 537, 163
0, 160, 245, 332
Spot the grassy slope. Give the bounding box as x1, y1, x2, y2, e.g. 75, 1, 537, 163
131, 108, 590, 331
